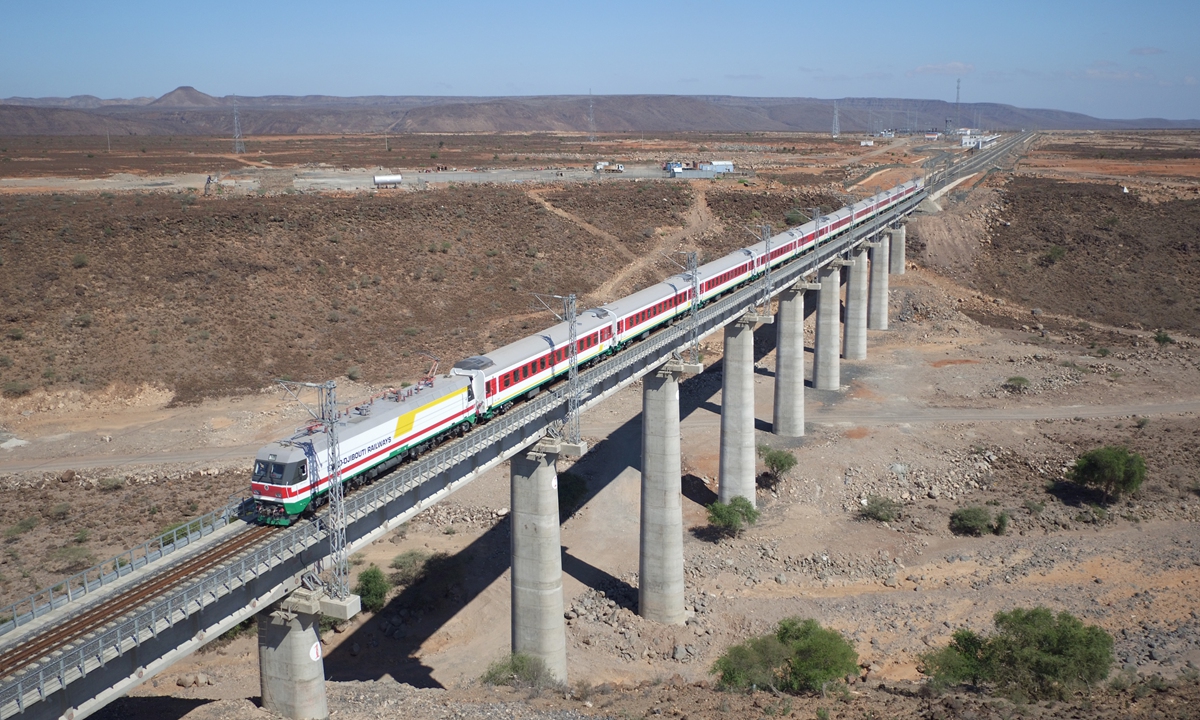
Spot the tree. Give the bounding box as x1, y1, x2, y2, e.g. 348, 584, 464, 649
758, 444, 797, 488
712, 617, 858, 696
775, 618, 860, 694
706, 496, 760, 538
1069, 445, 1145, 502
920, 607, 1114, 701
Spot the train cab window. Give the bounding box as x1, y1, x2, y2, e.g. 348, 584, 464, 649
254, 461, 268, 480
269, 463, 286, 482
297, 461, 308, 482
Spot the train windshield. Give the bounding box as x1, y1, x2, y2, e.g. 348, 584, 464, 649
253, 461, 268, 479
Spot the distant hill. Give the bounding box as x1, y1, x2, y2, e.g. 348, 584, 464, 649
147, 85, 223, 108
1, 87, 1196, 135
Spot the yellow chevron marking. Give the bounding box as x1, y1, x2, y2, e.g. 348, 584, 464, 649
394, 388, 466, 440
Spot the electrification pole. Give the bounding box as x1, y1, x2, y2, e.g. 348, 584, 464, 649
760, 224, 773, 309
276, 379, 349, 600
565, 293, 581, 446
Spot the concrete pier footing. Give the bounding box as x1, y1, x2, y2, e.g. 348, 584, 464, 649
719, 314, 767, 507
889, 225, 906, 275
259, 597, 329, 720
640, 360, 700, 624
843, 246, 869, 361
868, 240, 889, 330
813, 264, 843, 391
772, 287, 808, 437
510, 448, 568, 682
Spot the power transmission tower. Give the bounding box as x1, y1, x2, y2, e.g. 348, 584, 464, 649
232, 96, 245, 155
955, 79, 961, 131
587, 91, 596, 143
831, 101, 840, 138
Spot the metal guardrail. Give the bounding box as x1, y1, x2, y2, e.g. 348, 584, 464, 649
0, 496, 251, 639
0, 191, 926, 718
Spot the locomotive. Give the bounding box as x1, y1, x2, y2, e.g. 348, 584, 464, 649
251, 178, 923, 525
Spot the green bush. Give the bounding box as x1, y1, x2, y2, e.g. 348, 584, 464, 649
1069, 446, 1145, 502
354, 565, 390, 613
1042, 245, 1066, 265
950, 506, 993, 536
4, 516, 38, 539
52, 545, 95, 570
712, 617, 858, 695
921, 607, 1113, 701
994, 512, 1010, 536
72, 253, 88, 268
758, 445, 797, 486
3, 380, 32, 397
1003, 376, 1030, 392
707, 496, 760, 538
784, 209, 811, 226
860, 495, 900, 522
481, 652, 560, 689
1153, 330, 1175, 347
389, 549, 432, 586
99, 477, 125, 492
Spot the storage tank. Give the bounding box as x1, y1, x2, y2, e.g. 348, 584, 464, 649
373, 174, 404, 187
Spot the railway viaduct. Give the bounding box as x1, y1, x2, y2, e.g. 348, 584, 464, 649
0, 134, 1032, 720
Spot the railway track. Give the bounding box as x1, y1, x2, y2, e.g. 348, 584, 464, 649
0, 524, 274, 681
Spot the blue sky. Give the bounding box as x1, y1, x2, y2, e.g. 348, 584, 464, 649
2, 0, 1196, 119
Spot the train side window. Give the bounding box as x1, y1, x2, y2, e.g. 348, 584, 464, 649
298, 461, 307, 481
502, 376, 510, 389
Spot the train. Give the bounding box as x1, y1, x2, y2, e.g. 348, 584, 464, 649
251, 178, 924, 525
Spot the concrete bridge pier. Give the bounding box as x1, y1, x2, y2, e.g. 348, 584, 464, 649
889, 225, 906, 275
843, 246, 870, 361
510, 443, 570, 683
640, 359, 702, 624
258, 592, 330, 720
773, 284, 817, 437
813, 262, 845, 391
867, 240, 889, 330
719, 311, 772, 508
